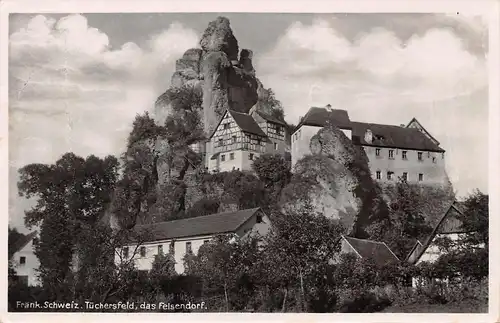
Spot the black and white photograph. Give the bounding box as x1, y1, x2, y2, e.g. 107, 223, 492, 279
2, 0, 498, 319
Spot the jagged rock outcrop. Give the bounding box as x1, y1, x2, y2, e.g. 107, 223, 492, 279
156, 16, 260, 134
280, 122, 389, 234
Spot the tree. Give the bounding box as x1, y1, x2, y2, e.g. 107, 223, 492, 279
17, 153, 119, 298
252, 154, 291, 204
259, 205, 345, 311
183, 235, 237, 311
257, 87, 285, 120
127, 112, 166, 149
458, 190, 488, 247
366, 178, 433, 259
163, 84, 205, 147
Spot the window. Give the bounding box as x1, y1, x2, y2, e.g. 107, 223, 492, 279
388, 150, 394, 159
387, 171, 393, 180
203, 240, 210, 244
274, 142, 278, 150
221, 154, 226, 162
276, 126, 282, 134
19, 256, 26, 265
186, 242, 192, 254
218, 138, 223, 147
224, 123, 229, 130
375, 148, 381, 157
249, 153, 254, 160
418, 173, 424, 181
294, 133, 298, 141
256, 214, 263, 223
402, 151, 407, 160
432, 157, 436, 163
169, 242, 175, 255
418, 152, 423, 161
158, 245, 163, 255
230, 152, 235, 160
232, 135, 237, 144
140, 246, 146, 257
122, 247, 129, 258
376, 171, 381, 180
403, 172, 408, 181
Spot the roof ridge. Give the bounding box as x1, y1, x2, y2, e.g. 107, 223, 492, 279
135, 207, 261, 228
344, 235, 387, 245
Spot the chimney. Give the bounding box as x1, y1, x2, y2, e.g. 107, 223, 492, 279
325, 104, 333, 112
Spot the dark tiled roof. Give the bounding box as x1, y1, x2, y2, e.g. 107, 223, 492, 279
229, 110, 268, 137
134, 208, 261, 241
297, 107, 352, 130
9, 231, 37, 259
256, 111, 287, 126
406, 117, 440, 146
351, 121, 445, 152
343, 236, 400, 266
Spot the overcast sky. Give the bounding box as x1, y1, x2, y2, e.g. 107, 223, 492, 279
8, 12, 489, 232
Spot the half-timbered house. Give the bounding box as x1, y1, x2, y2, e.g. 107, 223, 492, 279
249, 107, 288, 156
205, 109, 269, 172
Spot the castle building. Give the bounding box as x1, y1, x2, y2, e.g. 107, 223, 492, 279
291, 105, 448, 185
204, 108, 287, 173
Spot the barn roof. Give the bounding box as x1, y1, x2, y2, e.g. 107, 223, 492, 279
133, 208, 261, 242
351, 121, 445, 152
343, 236, 400, 266
406, 201, 470, 264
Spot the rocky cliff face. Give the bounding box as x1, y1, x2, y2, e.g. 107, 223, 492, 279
280, 122, 390, 234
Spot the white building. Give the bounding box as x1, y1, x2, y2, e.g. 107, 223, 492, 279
9, 231, 41, 286
291, 105, 448, 185
116, 207, 271, 274
291, 105, 352, 167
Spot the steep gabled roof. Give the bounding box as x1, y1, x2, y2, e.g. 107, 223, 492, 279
9, 231, 37, 259
342, 236, 400, 266
229, 110, 268, 137
406, 117, 440, 146
256, 110, 288, 126
406, 201, 469, 264
134, 208, 261, 242
295, 107, 352, 131
209, 109, 267, 139
351, 121, 445, 152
